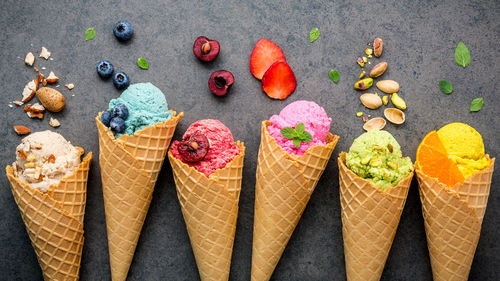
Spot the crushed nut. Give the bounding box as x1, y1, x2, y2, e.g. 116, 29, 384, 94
46, 71, 59, 83
27, 111, 44, 119
24, 162, 36, 168
65, 83, 74, 90
13, 100, 24, 106
362, 116, 369, 122
25, 52, 35, 66
48, 154, 56, 163
49, 117, 60, 128
13, 125, 30, 135
357, 57, 364, 67
26, 154, 36, 162
356, 112, 363, 117
17, 150, 27, 159
39, 47, 51, 60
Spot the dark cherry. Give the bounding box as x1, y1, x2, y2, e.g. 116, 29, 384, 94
193, 36, 220, 62
177, 132, 210, 162
208, 70, 234, 96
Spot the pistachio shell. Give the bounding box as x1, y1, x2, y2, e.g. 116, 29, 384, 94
363, 117, 386, 131
360, 93, 383, 109
373, 38, 384, 57
384, 108, 405, 124
376, 80, 400, 93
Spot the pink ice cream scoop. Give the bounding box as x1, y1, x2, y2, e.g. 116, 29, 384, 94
171, 119, 240, 177
267, 100, 332, 155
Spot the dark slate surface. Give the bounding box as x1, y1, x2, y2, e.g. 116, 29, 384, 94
0, 0, 499, 280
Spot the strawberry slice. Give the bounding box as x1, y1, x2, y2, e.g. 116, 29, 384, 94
250, 38, 286, 80
261, 61, 296, 100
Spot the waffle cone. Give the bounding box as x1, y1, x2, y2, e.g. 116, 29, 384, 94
415, 158, 495, 281
168, 142, 245, 281
5, 149, 92, 281
338, 152, 413, 281
96, 111, 183, 281
251, 121, 339, 281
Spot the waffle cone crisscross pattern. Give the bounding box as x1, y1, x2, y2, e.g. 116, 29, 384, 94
338, 152, 413, 281
96, 110, 183, 281
251, 121, 339, 281
168, 142, 245, 281
6, 150, 92, 281
416, 158, 495, 281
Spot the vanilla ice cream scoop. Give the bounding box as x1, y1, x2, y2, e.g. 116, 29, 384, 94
13, 130, 81, 192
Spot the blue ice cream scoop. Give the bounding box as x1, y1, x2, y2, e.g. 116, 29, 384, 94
108, 82, 173, 138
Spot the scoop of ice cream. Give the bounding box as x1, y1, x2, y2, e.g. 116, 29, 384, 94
437, 122, 490, 178
267, 100, 332, 155
12, 131, 81, 193
171, 119, 240, 177
108, 82, 173, 138
346, 130, 413, 189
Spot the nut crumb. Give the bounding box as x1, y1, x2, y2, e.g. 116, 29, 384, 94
39, 47, 51, 60
65, 83, 74, 90
49, 117, 60, 128
27, 111, 44, 119
25, 52, 35, 66
14, 125, 30, 135
46, 71, 59, 83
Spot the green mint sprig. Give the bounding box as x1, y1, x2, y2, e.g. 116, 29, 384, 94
280, 123, 313, 148
439, 80, 453, 94
455, 42, 470, 68
85, 28, 96, 41
470, 97, 484, 112
137, 57, 149, 69
309, 28, 320, 43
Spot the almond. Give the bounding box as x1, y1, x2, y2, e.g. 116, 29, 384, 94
13, 100, 24, 106
376, 80, 400, 94
21, 79, 39, 103
25, 52, 35, 66
373, 38, 384, 57
39, 47, 51, 60
24, 103, 45, 113
46, 71, 59, 83
37, 73, 44, 83
369, 62, 388, 78
65, 83, 74, 90
27, 111, 44, 119
48, 154, 56, 163
42, 79, 47, 86
14, 125, 30, 135
17, 150, 28, 159
36, 87, 65, 112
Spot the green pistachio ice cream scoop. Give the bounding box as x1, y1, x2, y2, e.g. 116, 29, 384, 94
346, 130, 413, 189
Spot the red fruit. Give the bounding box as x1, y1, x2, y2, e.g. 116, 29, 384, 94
177, 132, 210, 162
261, 61, 296, 100
193, 36, 220, 62
208, 70, 234, 96
250, 38, 286, 80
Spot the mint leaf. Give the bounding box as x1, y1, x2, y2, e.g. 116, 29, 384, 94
281, 127, 295, 139
470, 98, 484, 112
455, 42, 471, 68
309, 28, 320, 43
293, 138, 302, 148
85, 28, 96, 41
137, 57, 149, 70
439, 80, 453, 94
295, 123, 305, 134
301, 131, 313, 142
329, 70, 339, 84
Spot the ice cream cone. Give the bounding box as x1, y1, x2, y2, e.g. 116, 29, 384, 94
338, 152, 413, 281
96, 110, 183, 281
251, 121, 339, 281
5, 150, 92, 281
168, 142, 245, 281
415, 158, 495, 281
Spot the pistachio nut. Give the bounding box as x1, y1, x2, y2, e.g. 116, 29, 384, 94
354, 78, 373, 90
391, 93, 407, 110
376, 80, 400, 93
363, 117, 386, 131
359, 70, 366, 79
369, 158, 382, 167
356, 112, 363, 117
365, 48, 373, 56
357, 57, 364, 67
382, 95, 389, 105
361, 156, 371, 165
360, 93, 383, 109
384, 108, 406, 124
373, 37, 384, 57
387, 161, 398, 170
362, 56, 368, 63
369, 62, 388, 78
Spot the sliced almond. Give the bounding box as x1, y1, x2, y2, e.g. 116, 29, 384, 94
21, 79, 39, 103
376, 80, 400, 94
27, 111, 44, 119
46, 71, 59, 83
24, 162, 36, 169
13, 100, 24, 106
48, 154, 56, 163
39, 47, 51, 60
49, 117, 61, 128
31, 103, 45, 113
384, 108, 405, 124
17, 150, 28, 159
360, 93, 383, 109
363, 117, 386, 131
13, 125, 30, 135
65, 83, 74, 90
25, 52, 35, 66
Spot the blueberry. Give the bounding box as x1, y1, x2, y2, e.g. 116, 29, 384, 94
96, 60, 114, 78
110, 117, 126, 133
112, 72, 130, 89
100, 110, 112, 126
113, 103, 129, 119
113, 20, 133, 41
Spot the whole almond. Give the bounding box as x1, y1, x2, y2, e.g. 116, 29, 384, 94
376, 80, 400, 93
369, 62, 387, 78
36, 87, 65, 112
373, 37, 383, 57
360, 93, 383, 109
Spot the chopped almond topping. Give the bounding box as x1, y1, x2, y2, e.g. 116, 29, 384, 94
48, 154, 56, 163
17, 150, 27, 159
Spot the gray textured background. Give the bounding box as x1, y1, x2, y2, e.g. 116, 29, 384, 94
1, 0, 499, 280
